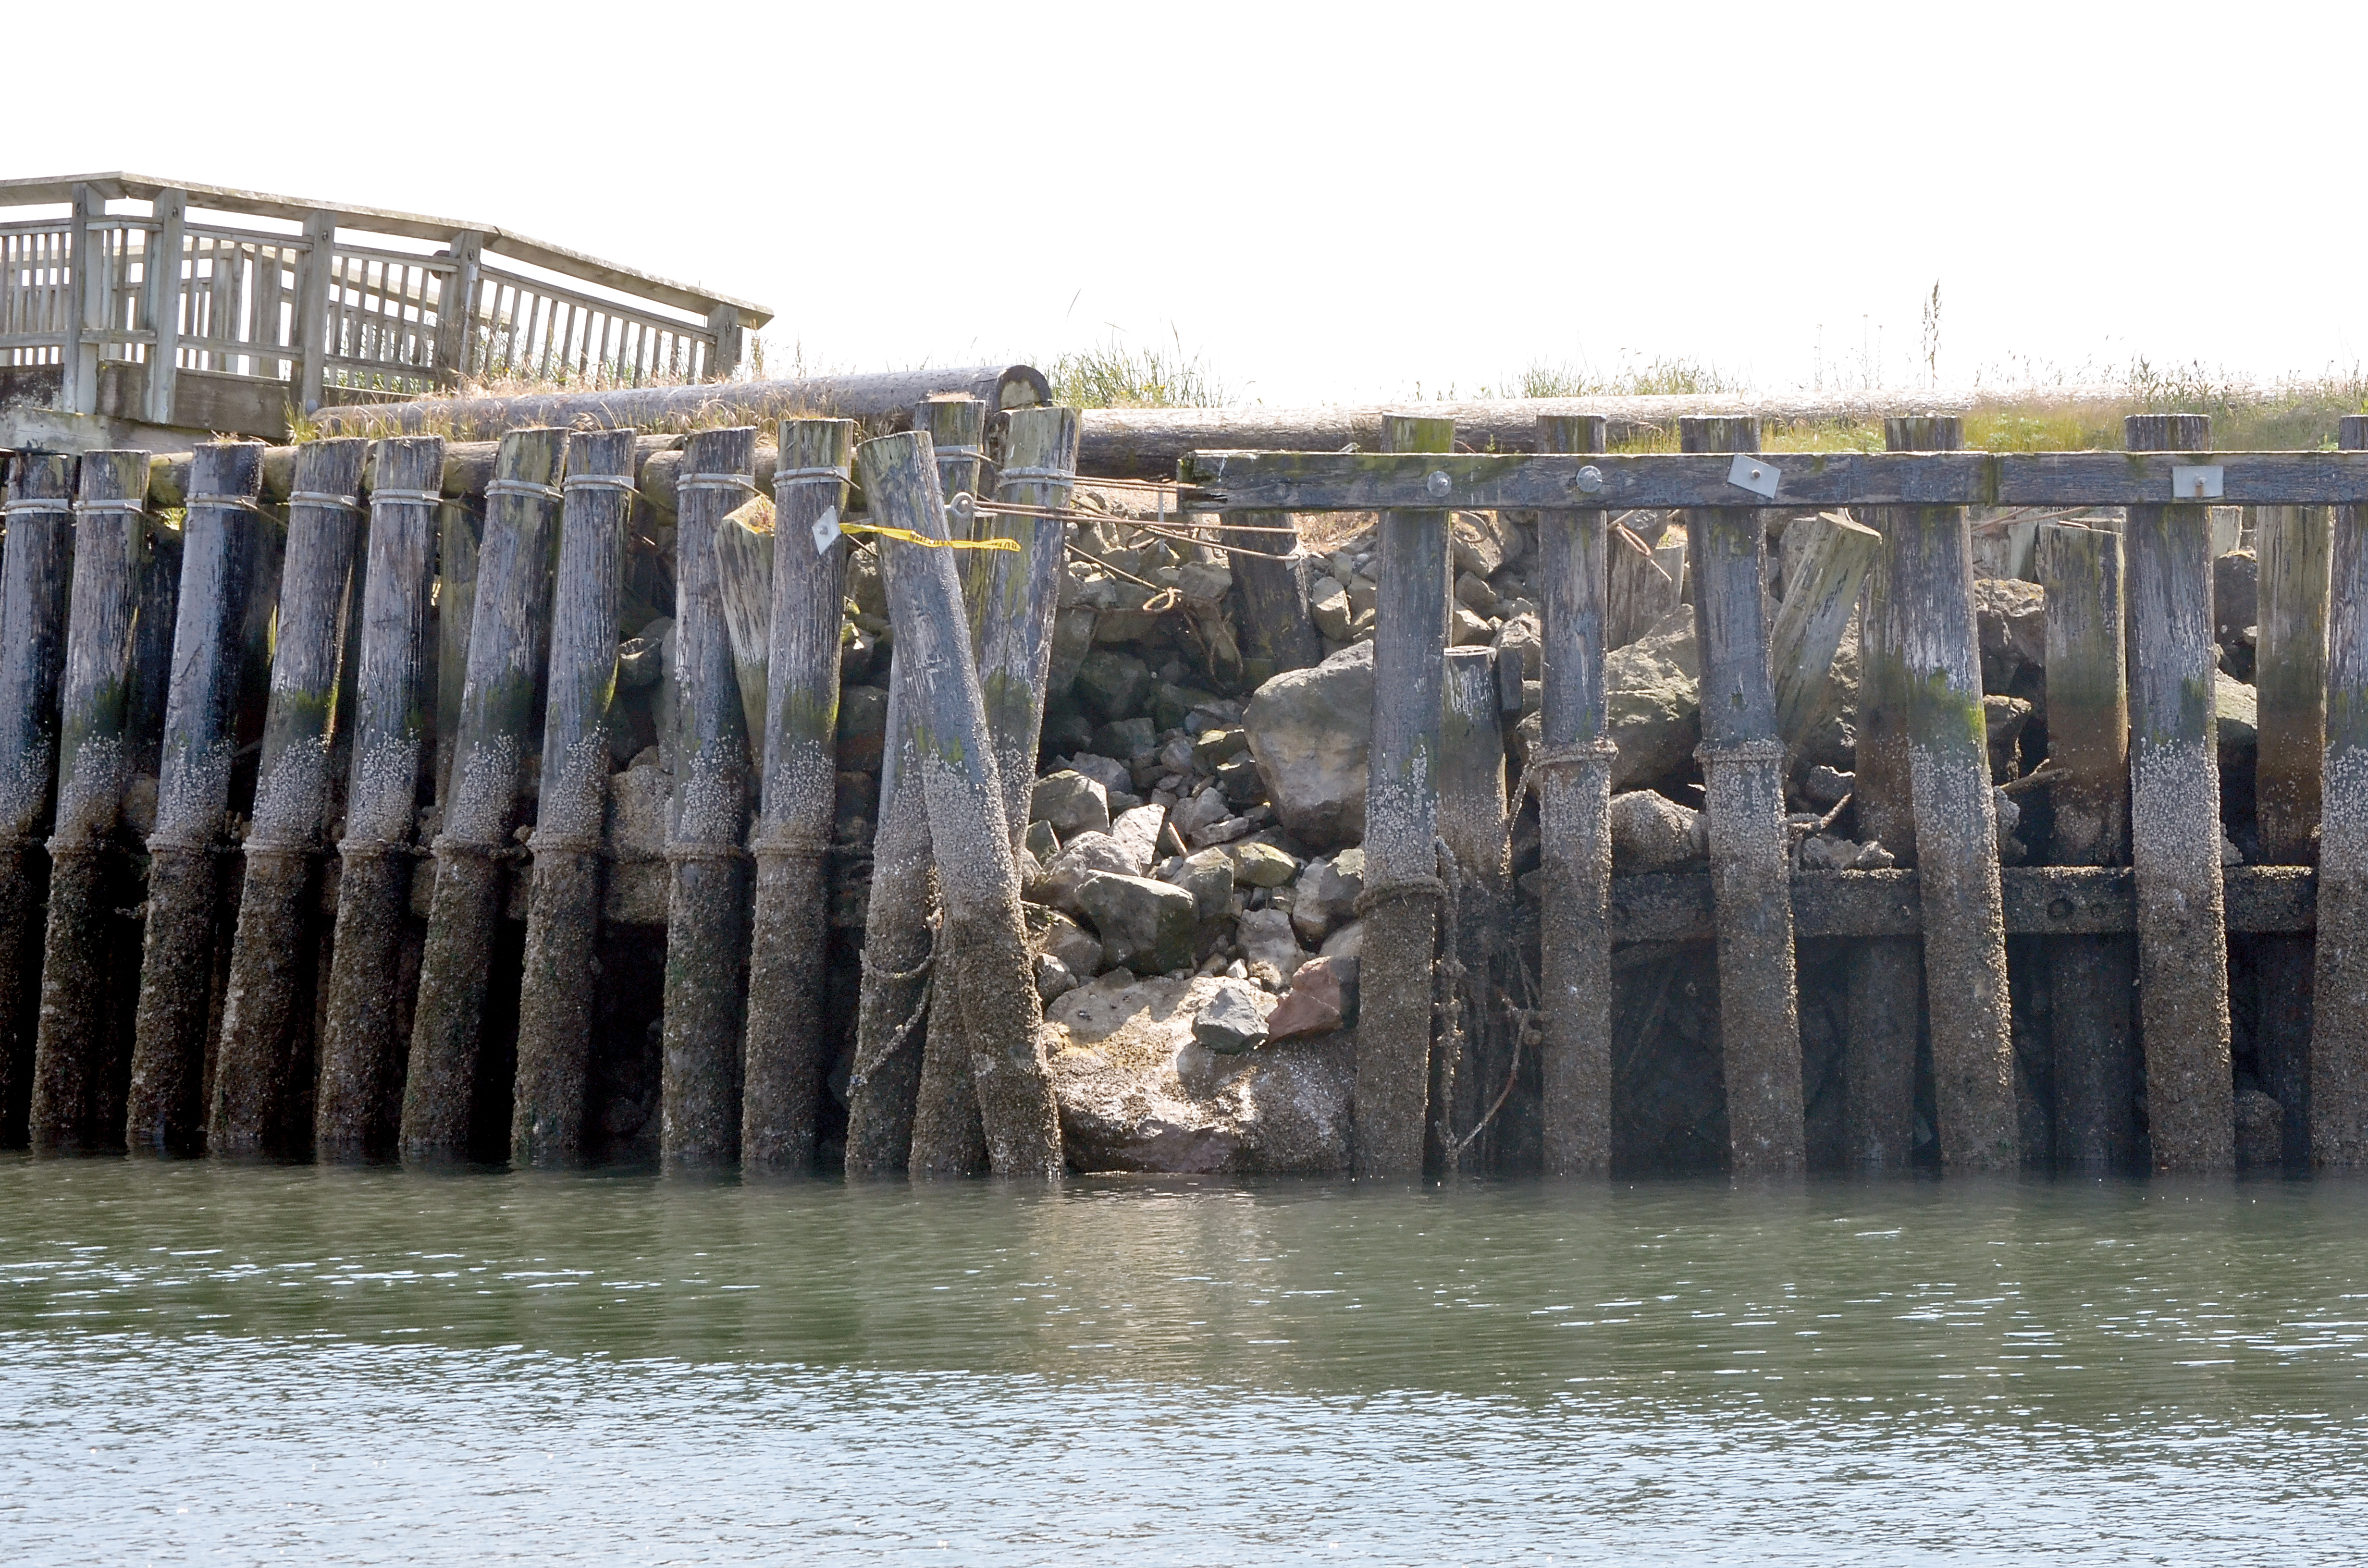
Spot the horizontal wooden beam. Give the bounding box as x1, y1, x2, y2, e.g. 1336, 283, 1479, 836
1608, 866, 2313, 944
1180, 449, 2368, 510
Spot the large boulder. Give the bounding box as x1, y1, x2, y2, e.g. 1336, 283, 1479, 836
1244, 640, 1373, 848
1604, 607, 1703, 789
1193, 978, 1271, 1054
1610, 789, 1707, 873
1974, 577, 2047, 693
1039, 832, 1140, 917
1045, 973, 1353, 1173
1078, 872, 1200, 975
2218, 671, 2258, 764
1031, 770, 1110, 839
1108, 803, 1167, 872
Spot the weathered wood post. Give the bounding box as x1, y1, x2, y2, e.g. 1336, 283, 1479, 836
1439, 644, 1510, 1170
312, 437, 446, 1160
433, 499, 480, 802
1352, 413, 1454, 1180
1533, 413, 1616, 1176
857, 429, 1063, 1176
0, 453, 77, 1143
2123, 413, 2233, 1172
1233, 511, 1324, 684
740, 417, 855, 1173
1770, 511, 1880, 753
1681, 415, 1803, 1176
2253, 502, 2329, 1164
27, 450, 154, 1151
401, 428, 567, 1161
975, 406, 1082, 848
907, 396, 993, 1176
842, 703, 933, 1174
2037, 520, 2142, 1170
208, 438, 370, 1156
2312, 415, 2368, 1166
510, 428, 638, 1165
124, 441, 269, 1153
1885, 415, 2016, 1169
660, 426, 759, 1167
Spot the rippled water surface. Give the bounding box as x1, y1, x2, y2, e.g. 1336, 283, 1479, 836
5, 1159, 2368, 1563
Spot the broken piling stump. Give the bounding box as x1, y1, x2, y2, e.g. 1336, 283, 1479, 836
2254, 501, 2329, 1164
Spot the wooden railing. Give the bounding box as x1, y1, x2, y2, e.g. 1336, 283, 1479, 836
0, 173, 770, 434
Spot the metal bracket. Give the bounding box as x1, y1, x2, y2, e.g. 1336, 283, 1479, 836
1727, 454, 1783, 500
812, 504, 842, 555
2170, 464, 2224, 501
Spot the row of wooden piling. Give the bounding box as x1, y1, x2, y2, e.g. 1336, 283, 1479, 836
0, 400, 1074, 1173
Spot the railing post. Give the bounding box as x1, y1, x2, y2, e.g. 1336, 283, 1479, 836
293, 210, 337, 416
140, 189, 185, 427
2123, 412, 2233, 1172
1352, 412, 1455, 1180
62, 184, 96, 415
1533, 413, 1616, 1176
433, 231, 484, 389
1681, 414, 1804, 1176
2313, 416, 2368, 1166
706, 304, 742, 381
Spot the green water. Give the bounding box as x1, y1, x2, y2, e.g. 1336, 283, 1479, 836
4, 1158, 2366, 1564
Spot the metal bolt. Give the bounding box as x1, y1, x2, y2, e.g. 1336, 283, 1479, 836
1573, 465, 1604, 496
947, 491, 974, 522
1426, 470, 1452, 498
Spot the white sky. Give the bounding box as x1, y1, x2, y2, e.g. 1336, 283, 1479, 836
9, 1, 2361, 404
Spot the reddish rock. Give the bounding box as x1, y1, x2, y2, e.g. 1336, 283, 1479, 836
1269, 956, 1351, 1040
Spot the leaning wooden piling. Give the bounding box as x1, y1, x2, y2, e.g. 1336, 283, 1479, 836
659, 426, 759, 1167
975, 406, 1082, 848
0, 453, 77, 1143
2313, 416, 2368, 1166
739, 417, 855, 1173
1353, 412, 1455, 1180
859, 429, 1063, 1176
510, 429, 639, 1165
2254, 502, 2330, 1164
1769, 511, 1880, 754
124, 441, 269, 1153
907, 396, 992, 1178
312, 437, 446, 1160
2036, 520, 2143, 1170
1232, 510, 1323, 685
1533, 413, 1616, 1176
1680, 416, 1804, 1175
2123, 413, 2233, 1172
1886, 415, 2016, 1170
27, 450, 154, 1151
402, 428, 567, 1161
209, 439, 370, 1157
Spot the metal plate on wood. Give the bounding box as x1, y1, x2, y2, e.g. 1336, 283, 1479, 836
812, 504, 841, 555
2170, 464, 2224, 500
1727, 454, 1783, 500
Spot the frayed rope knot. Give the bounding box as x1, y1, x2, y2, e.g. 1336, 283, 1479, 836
1352, 874, 1446, 918
749, 827, 835, 862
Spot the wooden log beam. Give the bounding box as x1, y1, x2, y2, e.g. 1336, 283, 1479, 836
0, 453, 77, 1145
1532, 414, 1616, 1176
27, 450, 153, 1151
311, 437, 445, 1161
402, 428, 567, 1162
1177, 450, 2368, 512
125, 441, 271, 1153
1353, 413, 1455, 1180
1886, 416, 2016, 1171
739, 417, 855, 1174
2255, 502, 2330, 1165
512, 429, 638, 1165
859, 428, 1062, 1176
659, 427, 760, 1168
1683, 416, 1804, 1176
209, 439, 371, 1158
2123, 413, 2233, 1173
2314, 415, 2368, 1167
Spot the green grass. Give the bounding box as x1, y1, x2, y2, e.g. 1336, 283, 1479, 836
1048, 331, 1228, 409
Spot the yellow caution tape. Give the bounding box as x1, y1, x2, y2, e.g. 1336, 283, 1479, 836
844, 522, 1019, 552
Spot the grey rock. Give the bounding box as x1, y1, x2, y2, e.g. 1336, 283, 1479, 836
1802, 764, 1854, 808
1320, 918, 1364, 963
1047, 604, 1098, 697
1974, 576, 2047, 692
1493, 612, 1542, 682
1074, 649, 1154, 722
1192, 978, 1271, 1054
2236, 1086, 2283, 1169
2218, 671, 2258, 762
1231, 841, 1299, 888
1244, 640, 1373, 849
1023, 818, 1060, 866
1291, 847, 1364, 942
1109, 803, 1167, 873
1189, 814, 1253, 849
1604, 606, 1704, 790
1309, 575, 1354, 641
1984, 696, 2033, 782
1031, 770, 1111, 838
1163, 847, 1237, 921
1095, 717, 1159, 760
1078, 872, 1201, 975
1455, 571, 1499, 613
1176, 559, 1233, 602
834, 684, 890, 772
2216, 549, 2260, 649
1041, 831, 1142, 917
1237, 906, 1307, 979
1031, 907, 1105, 977
1610, 790, 1707, 873
1037, 954, 1081, 1003
1451, 606, 1494, 646
1064, 751, 1133, 796
1172, 784, 1231, 839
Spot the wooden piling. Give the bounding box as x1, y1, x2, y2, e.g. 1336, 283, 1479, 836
1233, 510, 1324, 683
907, 396, 993, 1177
1769, 511, 1880, 754
311, 437, 446, 1160
2036, 520, 2143, 1170
1532, 414, 1616, 1175
2312, 416, 2368, 1166
508, 430, 639, 1164
739, 417, 855, 1173
659, 426, 759, 1167
124, 441, 269, 1153
857, 429, 1063, 1176
2123, 413, 2233, 1172
2254, 502, 2329, 1163
0, 453, 77, 1144
1884, 415, 2016, 1170
1681, 415, 1803, 1176
209, 439, 370, 1157
401, 428, 567, 1161
433, 500, 481, 803
975, 406, 1083, 849
841, 698, 934, 1175
27, 450, 155, 1151
1439, 644, 1510, 1171
1352, 412, 1454, 1180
